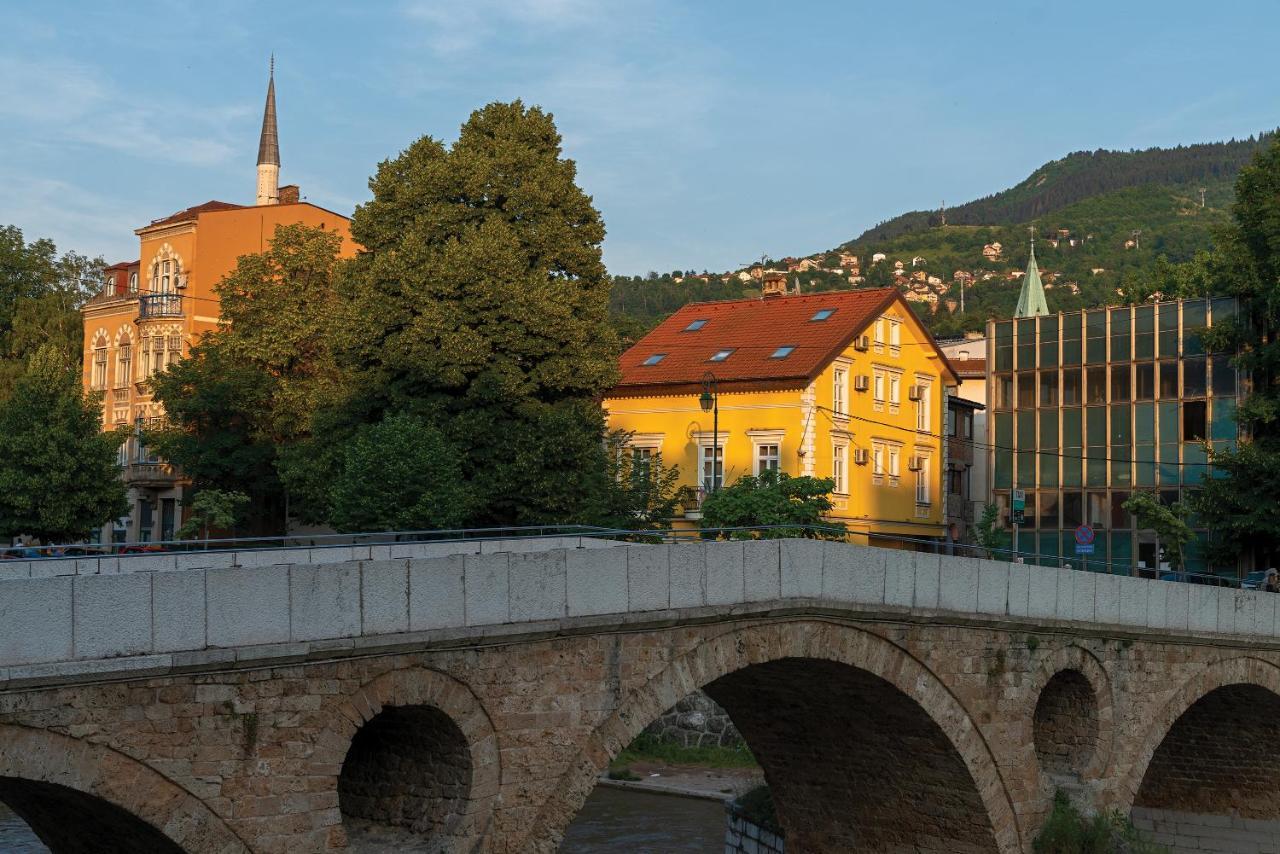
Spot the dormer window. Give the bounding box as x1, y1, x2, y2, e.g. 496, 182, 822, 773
709, 349, 735, 362
684, 319, 708, 331
642, 353, 667, 366
771, 346, 796, 359
811, 308, 836, 321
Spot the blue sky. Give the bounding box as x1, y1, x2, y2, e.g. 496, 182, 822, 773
1, 1, 1275, 275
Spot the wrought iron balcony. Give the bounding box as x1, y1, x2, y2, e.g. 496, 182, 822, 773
137, 293, 184, 319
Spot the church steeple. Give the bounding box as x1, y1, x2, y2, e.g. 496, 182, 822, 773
1014, 236, 1050, 318
255, 56, 280, 206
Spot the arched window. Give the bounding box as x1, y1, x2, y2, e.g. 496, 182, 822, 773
90, 332, 109, 390
128, 272, 139, 293
166, 334, 182, 367
117, 332, 133, 386
149, 248, 183, 294
103, 274, 115, 296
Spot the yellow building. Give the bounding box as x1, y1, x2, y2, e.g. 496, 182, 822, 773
604, 287, 959, 547
80, 64, 354, 543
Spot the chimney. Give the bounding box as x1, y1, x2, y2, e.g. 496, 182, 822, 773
762, 272, 787, 298
279, 184, 300, 204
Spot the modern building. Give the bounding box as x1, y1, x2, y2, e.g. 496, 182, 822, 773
80, 63, 355, 543
986, 296, 1242, 577
603, 286, 959, 547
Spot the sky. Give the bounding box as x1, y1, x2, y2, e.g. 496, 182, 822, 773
1, 1, 1276, 276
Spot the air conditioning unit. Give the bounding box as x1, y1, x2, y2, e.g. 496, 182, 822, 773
908, 384, 924, 401
853, 448, 869, 465
853, 375, 870, 392
908, 455, 925, 471
853, 335, 870, 351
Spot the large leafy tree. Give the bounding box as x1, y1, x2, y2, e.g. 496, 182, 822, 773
0, 344, 127, 543
0, 225, 102, 400
330, 100, 621, 526
1193, 138, 1280, 563
700, 470, 846, 539
150, 224, 347, 530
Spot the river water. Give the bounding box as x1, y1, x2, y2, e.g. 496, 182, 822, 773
0, 789, 722, 852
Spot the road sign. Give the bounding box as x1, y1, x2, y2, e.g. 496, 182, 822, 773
1074, 524, 1095, 546
1011, 488, 1026, 511
1012, 509, 1025, 525
1075, 543, 1095, 555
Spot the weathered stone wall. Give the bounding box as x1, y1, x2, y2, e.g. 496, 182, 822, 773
643, 689, 743, 748
1033, 669, 1099, 778
1130, 807, 1280, 853
725, 800, 784, 854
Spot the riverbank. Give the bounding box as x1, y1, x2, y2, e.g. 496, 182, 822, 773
600, 759, 764, 801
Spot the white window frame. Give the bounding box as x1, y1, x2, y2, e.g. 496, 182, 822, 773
116, 339, 132, 387
693, 432, 728, 493
832, 365, 848, 416
889, 318, 901, 354
873, 318, 886, 352
701, 444, 724, 492
872, 443, 884, 484
832, 443, 848, 494
915, 453, 931, 505
747, 430, 785, 477
889, 374, 900, 411
889, 446, 900, 479
873, 370, 885, 411
915, 376, 933, 432
91, 346, 108, 390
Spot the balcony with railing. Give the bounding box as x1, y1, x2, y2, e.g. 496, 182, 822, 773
122, 460, 180, 488
137, 293, 184, 319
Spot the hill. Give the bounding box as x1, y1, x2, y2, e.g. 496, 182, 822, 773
848, 135, 1272, 246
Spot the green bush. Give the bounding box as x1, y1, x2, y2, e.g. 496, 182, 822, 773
1033, 791, 1168, 854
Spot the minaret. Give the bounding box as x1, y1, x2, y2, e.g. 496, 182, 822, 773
1014, 236, 1050, 318
255, 56, 280, 206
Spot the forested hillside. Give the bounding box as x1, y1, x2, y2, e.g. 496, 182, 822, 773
850, 134, 1272, 245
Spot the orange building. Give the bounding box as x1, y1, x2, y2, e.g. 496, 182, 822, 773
81, 64, 354, 543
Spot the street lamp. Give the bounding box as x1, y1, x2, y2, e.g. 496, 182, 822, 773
700, 371, 719, 492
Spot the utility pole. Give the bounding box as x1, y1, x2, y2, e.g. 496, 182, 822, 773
1198, 187, 1206, 208
1131, 229, 1142, 250
940, 200, 946, 227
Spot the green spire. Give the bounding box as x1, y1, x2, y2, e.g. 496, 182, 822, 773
1015, 239, 1050, 318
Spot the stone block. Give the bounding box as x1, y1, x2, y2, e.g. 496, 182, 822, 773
176, 551, 236, 572
153, 570, 206, 652
0, 577, 73, 666
568, 547, 628, 616
913, 552, 941, 609
1116, 576, 1149, 627
361, 560, 408, 635
411, 555, 466, 630
1216, 589, 1240, 635
74, 558, 102, 576
509, 551, 567, 622
0, 562, 30, 581
876, 549, 911, 607
1026, 565, 1058, 619
1164, 583, 1190, 631
206, 566, 290, 647
29, 559, 75, 579
780, 539, 823, 599
1007, 564, 1030, 617
463, 553, 509, 626
1069, 571, 1096, 622
849, 545, 888, 606
627, 546, 669, 611
976, 560, 1008, 615
743, 540, 780, 602
705, 541, 745, 606
938, 556, 980, 612
1146, 580, 1168, 630
1188, 586, 1218, 633
290, 563, 361, 642
668, 544, 706, 609
233, 549, 296, 569
1094, 574, 1120, 624
72, 573, 153, 659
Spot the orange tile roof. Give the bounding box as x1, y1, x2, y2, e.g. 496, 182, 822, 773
610, 288, 955, 396
143, 200, 246, 229
950, 357, 986, 377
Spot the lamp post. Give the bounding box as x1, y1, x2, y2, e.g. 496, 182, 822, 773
699, 372, 719, 493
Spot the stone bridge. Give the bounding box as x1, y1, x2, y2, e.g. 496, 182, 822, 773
2, 537, 1280, 853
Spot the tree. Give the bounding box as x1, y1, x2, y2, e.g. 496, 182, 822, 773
1193, 137, 1280, 564
329, 100, 621, 526
973, 503, 1009, 559
699, 469, 846, 539
178, 489, 250, 542
0, 344, 127, 543
328, 414, 472, 533
590, 432, 689, 530
1123, 492, 1194, 573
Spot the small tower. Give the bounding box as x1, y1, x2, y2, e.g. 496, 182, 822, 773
256, 56, 280, 206
1014, 237, 1050, 318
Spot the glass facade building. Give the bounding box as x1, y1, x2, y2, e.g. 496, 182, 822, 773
987, 298, 1241, 578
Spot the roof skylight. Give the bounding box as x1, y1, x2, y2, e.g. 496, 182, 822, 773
810, 308, 836, 321
684, 319, 708, 331
709, 349, 735, 362
771, 345, 796, 359
642, 353, 667, 366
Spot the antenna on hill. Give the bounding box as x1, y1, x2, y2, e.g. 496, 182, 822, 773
1131, 229, 1142, 250
940, 200, 946, 227
1198, 187, 1206, 208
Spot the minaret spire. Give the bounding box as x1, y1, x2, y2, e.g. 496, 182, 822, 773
255, 55, 280, 206
1014, 233, 1050, 318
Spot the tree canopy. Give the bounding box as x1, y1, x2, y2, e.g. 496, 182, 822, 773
700, 470, 846, 539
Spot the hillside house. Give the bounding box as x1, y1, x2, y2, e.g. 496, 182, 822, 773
982, 242, 1003, 261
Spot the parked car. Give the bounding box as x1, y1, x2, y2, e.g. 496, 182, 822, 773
1242, 569, 1279, 591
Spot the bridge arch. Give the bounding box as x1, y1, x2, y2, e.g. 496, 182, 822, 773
0, 724, 249, 853
1122, 656, 1280, 821
1027, 644, 1114, 782
532, 619, 1020, 854
318, 666, 501, 852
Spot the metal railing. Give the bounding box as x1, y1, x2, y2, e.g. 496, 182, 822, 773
137, 293, 183, 318
3, 523, 1249, 589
